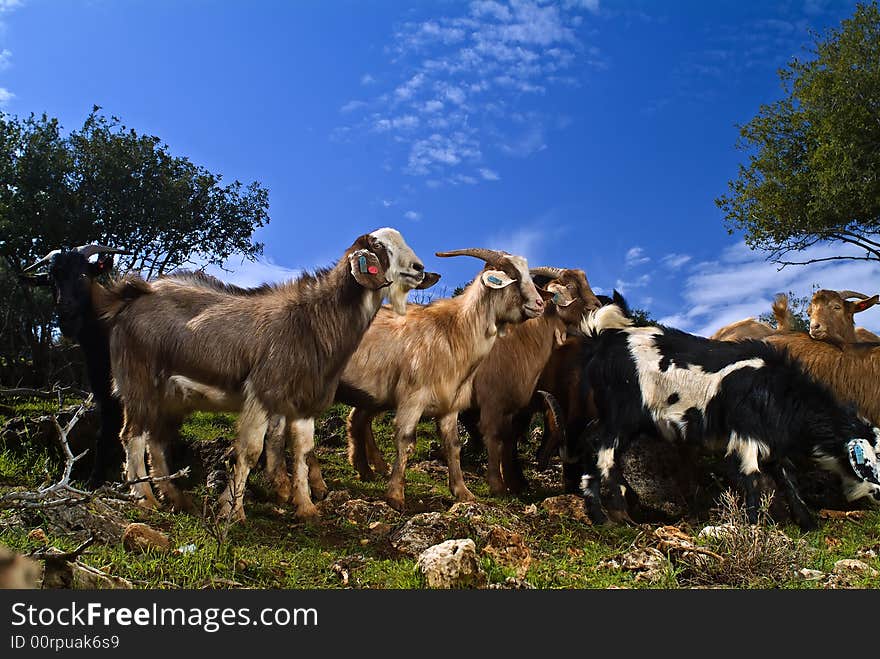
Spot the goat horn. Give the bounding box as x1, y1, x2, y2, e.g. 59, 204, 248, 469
435, 248, 507, 265
22, 249, 62, 273
74, 244, 132, 259
530, 267, 565, 279
837, 290, 871, 300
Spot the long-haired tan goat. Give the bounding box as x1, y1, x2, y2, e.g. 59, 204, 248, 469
93, 228, 437, 521
329, 247, 546, 511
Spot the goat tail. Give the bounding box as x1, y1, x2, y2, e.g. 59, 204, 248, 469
535, 390, 565, 469
579, 302, 633, 336
91, 275, 152, 322
772, 293, 794, 332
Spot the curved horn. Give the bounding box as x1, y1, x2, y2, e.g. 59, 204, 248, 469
530, 266, 565, 279
22, 249, 62, 273
75, 244, 131, 259
435, 248, 507, 266
837, 290, 871, 301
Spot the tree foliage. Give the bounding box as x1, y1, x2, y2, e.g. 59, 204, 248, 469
0, 108, 270, 385
716, 2, 880, 266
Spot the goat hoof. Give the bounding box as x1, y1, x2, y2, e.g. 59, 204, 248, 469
272, 481, 292, 505
136, 496, 161, 511
606, 508, 636, 526
295, 503, 320, 523
454, 488, 477, 503
311, 485, 329, 502
386, 495, 405, 512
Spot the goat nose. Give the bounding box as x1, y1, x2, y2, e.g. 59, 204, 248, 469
535, 297, 545, 308
412, 262, 424, 273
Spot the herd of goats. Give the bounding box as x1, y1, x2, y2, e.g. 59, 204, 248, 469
16, 228, 880, 533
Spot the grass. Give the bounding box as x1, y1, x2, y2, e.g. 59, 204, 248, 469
2, 397, 880, 589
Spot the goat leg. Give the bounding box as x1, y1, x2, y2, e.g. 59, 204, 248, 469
769, 460, 817, 531
218, 393, 269, 522
386, 406, 421, 511
480, 414, 508, 495
288, 418, 320, 521
147, 418, 194, 513
306, 451, 328, 501
440, 413, 476, 503
263, 417, 292, 504
347, 408, 380, 481
121, 418, 160, 510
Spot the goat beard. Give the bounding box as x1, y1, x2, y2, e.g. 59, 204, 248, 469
386, 280, 410, 315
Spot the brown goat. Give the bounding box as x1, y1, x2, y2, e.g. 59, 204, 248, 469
93, 229, 436, 521
765, 332, 880, 426
333, 248, 546, 511
708, 294, 793, 341
457, 268, 600, 495
807, 289, 880, 344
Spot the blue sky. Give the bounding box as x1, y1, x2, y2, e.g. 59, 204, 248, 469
2, 0, 879, 334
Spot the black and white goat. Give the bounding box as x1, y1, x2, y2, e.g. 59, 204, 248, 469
579, 296, 880, 530
20, 244, 129, 487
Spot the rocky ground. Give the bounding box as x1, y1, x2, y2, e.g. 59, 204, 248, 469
2, 401, 880, 589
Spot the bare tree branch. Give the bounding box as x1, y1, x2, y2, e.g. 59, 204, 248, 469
0, 396, 189, 511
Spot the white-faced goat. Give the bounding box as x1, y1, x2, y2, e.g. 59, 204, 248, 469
332, 247, 545, 511
92, 228, 436, 521
20, 244, 129, 487
580, 297, 880, 530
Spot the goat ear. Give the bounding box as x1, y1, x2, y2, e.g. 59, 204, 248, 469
546, 282, 575, 307
852, 295, 880, 313
95, 254, 115, 273
415, 271, 441, 290
481, 269, 515, 289
18, 273, 51, 287
349, 249, 388, 290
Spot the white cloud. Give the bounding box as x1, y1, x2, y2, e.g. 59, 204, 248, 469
404, 210, 421, 221
615, 273, 651, 294
374, 114, 420, 132
624, 246, 650, 268
0, 0, 22, 12
499, 125, 547, 157
489, 225, 545, 261
339, 0, 598, 185
0, 48, 11, 69
407, 132, 481, 176
360, 73, 376, 85
203, 257, 301, 289
381, 199, 394, 207
479, 167, 500, 181
0, 87, 13, 106
340, 100, 367, 113
661, 253, 691, 270
660, 240, 880, 337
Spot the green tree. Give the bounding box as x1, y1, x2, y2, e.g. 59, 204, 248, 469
0, 108, 270, 385
716, 2, 880, 266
